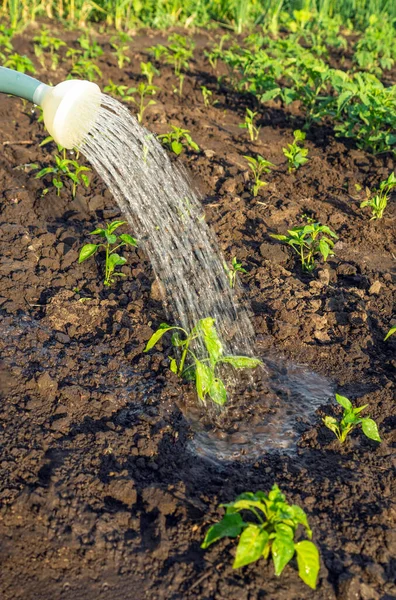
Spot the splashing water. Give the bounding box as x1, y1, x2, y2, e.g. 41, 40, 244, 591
77, 95, 333, 455
81, 95, 254, 355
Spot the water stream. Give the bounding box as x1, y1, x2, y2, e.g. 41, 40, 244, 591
77, 94, 332, 456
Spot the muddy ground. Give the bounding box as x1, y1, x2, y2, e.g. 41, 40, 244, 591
0, 25, 395, 600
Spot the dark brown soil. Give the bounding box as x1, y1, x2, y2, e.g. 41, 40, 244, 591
0, 25, 395, 600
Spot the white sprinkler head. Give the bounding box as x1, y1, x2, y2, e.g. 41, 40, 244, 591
34, 80, 101, 149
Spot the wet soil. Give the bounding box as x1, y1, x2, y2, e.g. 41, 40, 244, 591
0, 25, 395, 600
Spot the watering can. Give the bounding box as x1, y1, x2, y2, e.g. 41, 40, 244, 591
0, 66, 101, 148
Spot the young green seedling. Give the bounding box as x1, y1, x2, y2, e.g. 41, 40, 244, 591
200, 86, 213, 107
201, 484, 320, 590
68, 58, 102, 82
282, 130, 309, 172
104, 80, 135, 103
110, 38, 130, 69
224, 257, 247, 288
78, 33, 103, 60
323, 394, 381, 444
239, 108, 260, 141
141, 61, 159, 85
244, 155, 274, 197
144, 317, 261, 406
158, 126, 200, 156
4, 53, 36, 74
33, 29, 66, 70
360, 172, 396, 220
78, 221, 137, 287
384, 325, 396, 341
271, 222, 337, 273
35, 147, 91, 197
128, 83, 158, 123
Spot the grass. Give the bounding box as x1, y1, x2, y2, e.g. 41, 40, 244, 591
2, 0, 396, 32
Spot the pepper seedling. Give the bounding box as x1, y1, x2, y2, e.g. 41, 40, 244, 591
158, 126, 200, 156
224, 257, 247, 288
239, 108, 260, 141
144, 317, 261, 406
78, 221, 137, 287
244, 155, 274, 197
282, 130, 309, 172
323, 394, 381, 444
270, 222, 337, 273
201, 484, 320, 590
360, 172, 396, 220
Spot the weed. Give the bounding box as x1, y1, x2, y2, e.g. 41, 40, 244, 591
282, 130, 309, 172
35, 147, 91, 197
239, 108, 260, 141
244, 155, 274, 197
271, 222, 337, 273
158, 126, 200, 156
202, 484, 319, 589
224, 257, 247, 288
78, 220, 137, 287
323, 394, 381, 444
360, 172, 396, 220
145, 317, 261, 406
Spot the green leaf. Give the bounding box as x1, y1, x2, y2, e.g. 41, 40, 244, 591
221, 356, 262, 369
294, 540, 320, 589
108, 253, 126, 268
105, 232, 117, 244
319, 239, 330, 261
384, 325, 396, 341
198, 318, 223, 363
209, 378, 227, 406
201, 513, 245, 549
272, 532, 295, 576
335, 394, 352, 410
119, 233, 138, 247
107, 220, 127, 234
78, 244, 98, 263
195, 360, 213, 401
170, 358, 178, 374
233, 525, 268, 569
361, 418, 381, 442
89, 228, 106, 235
144, 323, 175, 352
171, 141, 183, 155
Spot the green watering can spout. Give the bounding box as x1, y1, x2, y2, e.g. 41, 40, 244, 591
0, 66, 101, 149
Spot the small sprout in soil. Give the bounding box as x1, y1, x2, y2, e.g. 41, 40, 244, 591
244, 155, 274, 197
65, 47, 83, 67
224, 257, 247, 288
158, 126, 200, 156
33, 28, 65, 70
270, 222, 337, 273
141, 61, 159, 86
35, 146, 91, 198
360, 172, 396, 220
128, 82, 158, 123
78, 220, 137, 287
78, 33, 103, 60
68, 58, 102, 82
239, 108, 260, 142
384, 325, 396, 341
110, 36, 131, 69
200, 86, 213, 107
282, 130, 309, 172
201, 484, 320, 590
104, 80, 135, 103
144, 317, 261, 406
4, 53, 36, 74
323, 394, 381, 444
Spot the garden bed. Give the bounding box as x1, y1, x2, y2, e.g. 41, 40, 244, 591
0, 25, 395, 600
